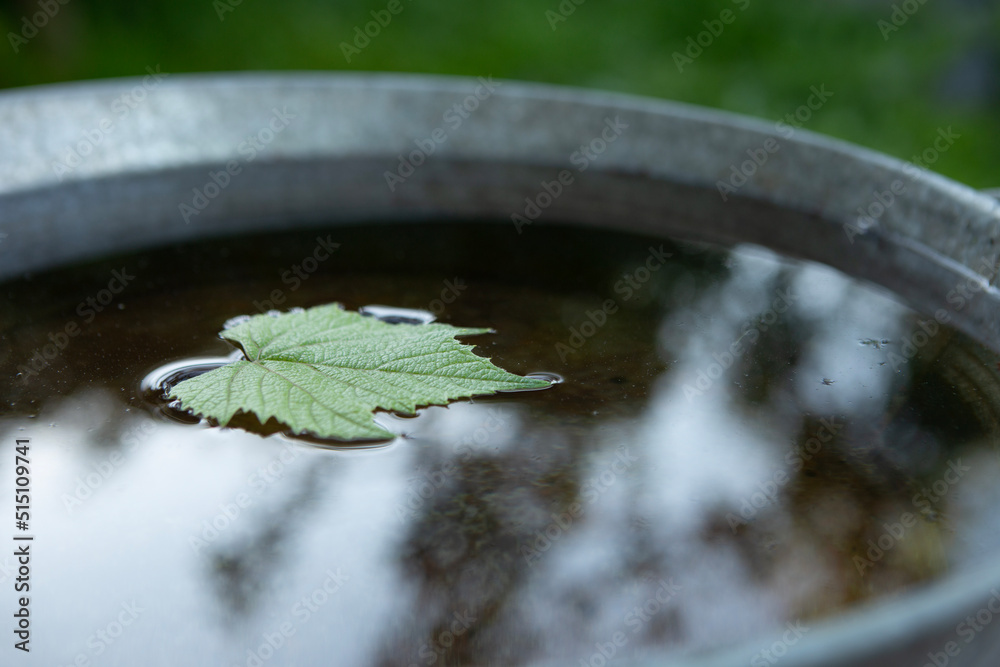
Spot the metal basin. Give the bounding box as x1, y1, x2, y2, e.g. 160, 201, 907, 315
2, 73, 1000, 667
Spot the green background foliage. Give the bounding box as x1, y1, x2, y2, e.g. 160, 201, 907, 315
1, 0, 997, 187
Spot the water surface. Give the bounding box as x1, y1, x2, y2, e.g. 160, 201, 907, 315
2, 222, 1000, 666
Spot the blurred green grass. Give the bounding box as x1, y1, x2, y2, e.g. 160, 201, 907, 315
1, 0, 997, 188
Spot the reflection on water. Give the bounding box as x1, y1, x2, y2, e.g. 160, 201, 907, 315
2, 223, 1000, 666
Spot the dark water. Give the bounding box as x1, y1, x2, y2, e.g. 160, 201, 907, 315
3, 222, 1000, 666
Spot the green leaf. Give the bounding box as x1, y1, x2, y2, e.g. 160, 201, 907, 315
168, 303, 549, 441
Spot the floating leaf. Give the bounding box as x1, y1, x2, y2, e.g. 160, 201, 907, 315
168, 303, 549, 440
